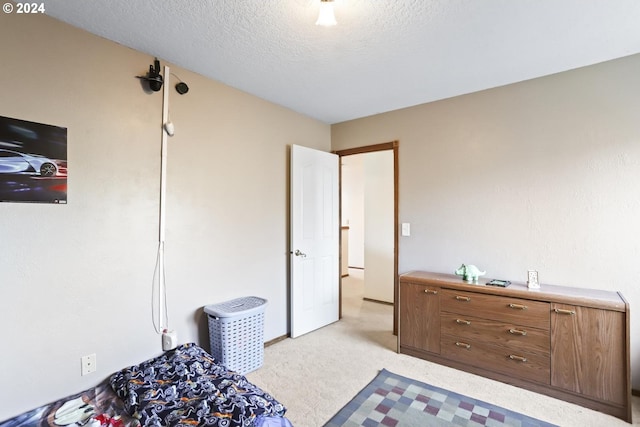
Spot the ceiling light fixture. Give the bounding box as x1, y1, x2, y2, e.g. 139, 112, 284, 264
316, 0, 337, 26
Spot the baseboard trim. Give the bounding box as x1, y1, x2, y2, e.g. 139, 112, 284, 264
348, 266, 364, 270
265, 334, 288, 347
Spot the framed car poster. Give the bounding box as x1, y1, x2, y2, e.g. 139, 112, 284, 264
0, 115, 67, 203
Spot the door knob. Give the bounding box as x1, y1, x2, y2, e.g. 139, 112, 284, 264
293, 249, 307, 258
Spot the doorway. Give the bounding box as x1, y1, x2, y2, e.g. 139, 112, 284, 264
335, 141, 399, 334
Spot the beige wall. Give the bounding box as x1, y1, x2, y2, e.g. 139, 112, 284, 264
363, 150, 394, 303
0, 12, 329, 419
341, 155, 364, 267
332, 54, 640, 389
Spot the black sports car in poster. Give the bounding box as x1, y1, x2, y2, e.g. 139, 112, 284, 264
0, 115, 67, 203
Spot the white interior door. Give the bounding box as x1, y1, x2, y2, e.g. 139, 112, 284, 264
290, 144, 339, 338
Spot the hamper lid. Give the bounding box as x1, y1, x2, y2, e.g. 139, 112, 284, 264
204, 296, 268, 318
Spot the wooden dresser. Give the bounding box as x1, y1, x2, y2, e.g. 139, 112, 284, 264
398, 271, 631, 423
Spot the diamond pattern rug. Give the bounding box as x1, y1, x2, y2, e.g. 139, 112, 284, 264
324, 369, 558, 427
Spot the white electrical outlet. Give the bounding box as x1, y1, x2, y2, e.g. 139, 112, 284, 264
81, 353, 96, 375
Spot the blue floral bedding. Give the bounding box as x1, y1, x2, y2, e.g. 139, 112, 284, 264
0, 343, 286, 427
0, 381, 137, 427
109, 343, 287, 427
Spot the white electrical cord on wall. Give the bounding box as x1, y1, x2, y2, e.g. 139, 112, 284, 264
151, 65, 171, 335
152, 241, 169, 333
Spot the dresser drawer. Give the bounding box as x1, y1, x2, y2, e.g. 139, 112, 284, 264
441, 289, 550, 329
441, 334, 550, 384
441, 312, 550, 356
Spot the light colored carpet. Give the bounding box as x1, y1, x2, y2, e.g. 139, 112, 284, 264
247, 269, 639, 427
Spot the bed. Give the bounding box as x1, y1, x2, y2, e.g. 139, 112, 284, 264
0, 343, 291, 427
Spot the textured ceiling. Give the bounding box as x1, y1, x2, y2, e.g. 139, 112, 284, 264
44, 0, 640, 124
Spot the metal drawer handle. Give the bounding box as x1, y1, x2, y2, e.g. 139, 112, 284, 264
554, 308, 576, 315
509, 354, 528, 363
424, 289, 438, 295
509, 328, 527, 336
455, 296, 471, 302
456, 319, 471, 325
508, 303, 527, 310
455, 342, 471, 349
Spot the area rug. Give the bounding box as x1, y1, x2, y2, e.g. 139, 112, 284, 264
324, 369, 558, 427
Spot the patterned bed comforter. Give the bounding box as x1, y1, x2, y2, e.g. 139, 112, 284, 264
109, 343, 286, 427
0, 343, 288, 427
0, 381, 137, 427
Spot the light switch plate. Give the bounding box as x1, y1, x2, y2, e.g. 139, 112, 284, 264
527, 270, 540, 289
401, 223, 410, 236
